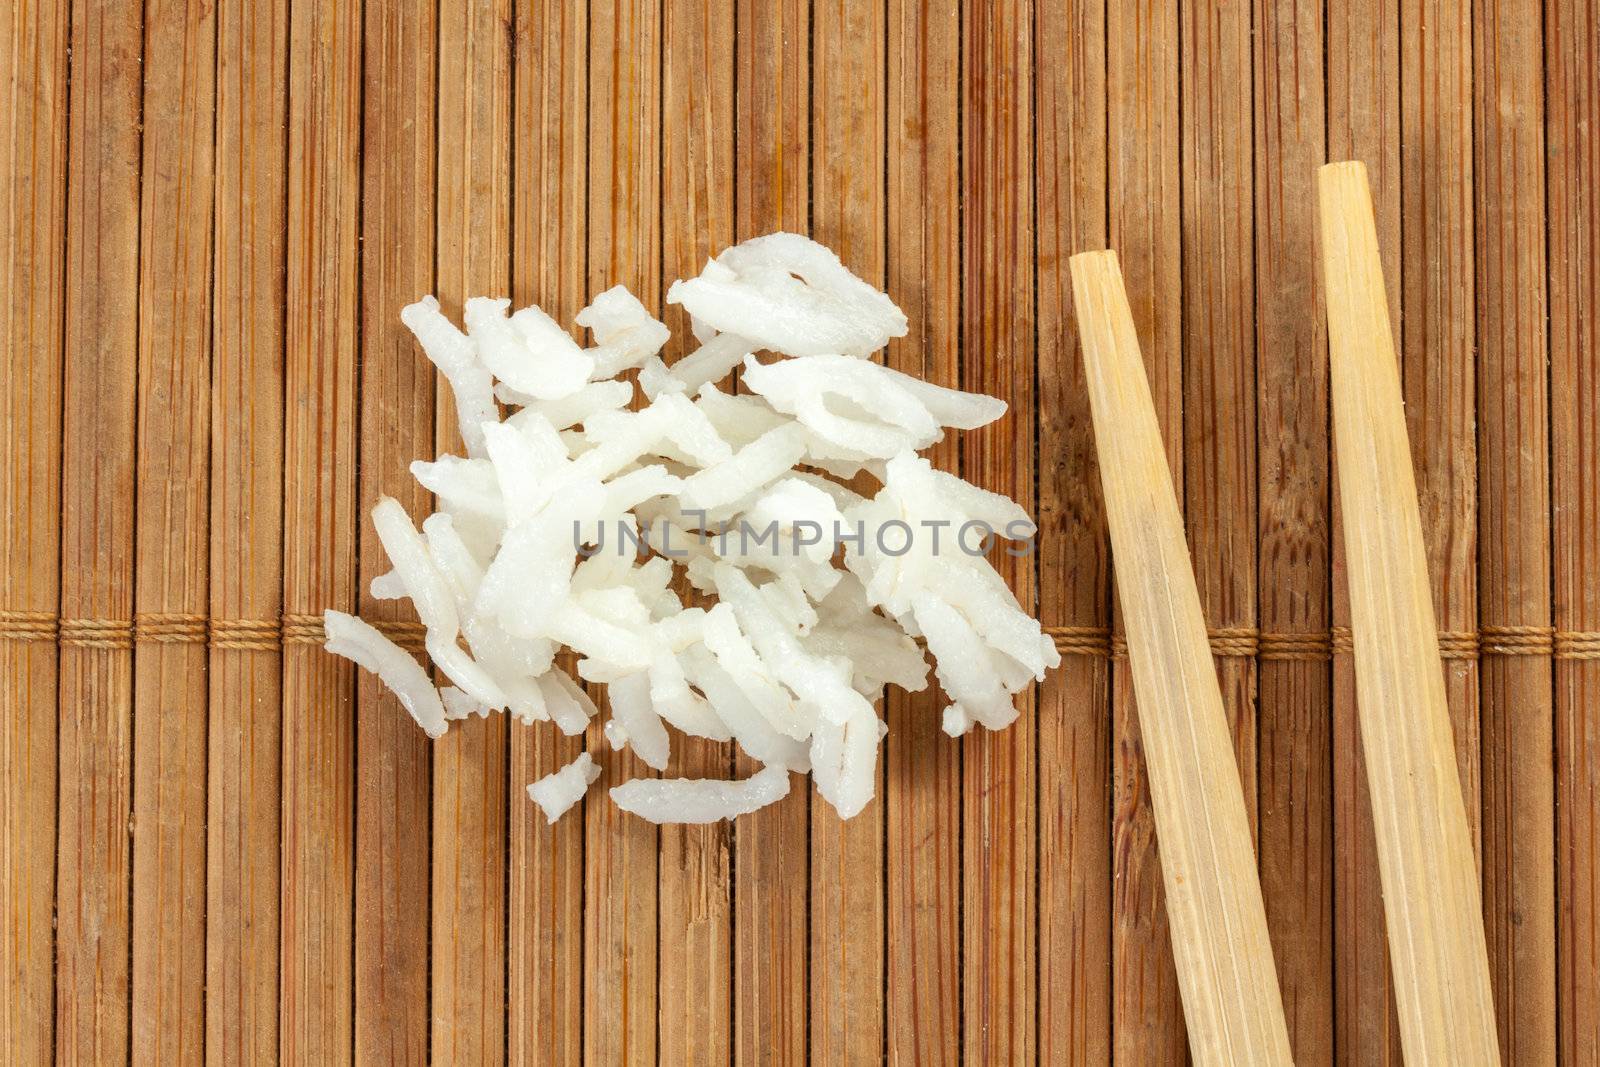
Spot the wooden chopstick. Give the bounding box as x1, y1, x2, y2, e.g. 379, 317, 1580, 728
1317, 160, 1501, 1064
1071, 251, 1293, 1066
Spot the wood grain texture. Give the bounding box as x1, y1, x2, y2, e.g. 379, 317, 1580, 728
1326, 1, 1405, 1061
1073, 251, 1292, 1067
213, 0, 291, 1058
1472, 3, 1556, 1062
658, 0, 734, 1062
1252, 1, 1332, 1062
280, 0, 361, 1065
354, 0, 435, 1061
509, 1, 587, 1064
962, 4, 1036, 1061
1180, 0, 1258, 834
56, 0, 143, 1060
732, 2, 810, 1061
1547, 0, 1600, 1059
1035, 0, 1112, 1062
1319, 160, 1500, 1065
884, 0, 963, 1059
0, 0, 67, 1061
809, 1, 886, 1060
131, 1, 214, 1060
7, 7, 1599, 1063
432, 1, 512, 1060
584, 4, 661, 1064
1106, 0, 1188, 1057
1400, 0, 1481, 840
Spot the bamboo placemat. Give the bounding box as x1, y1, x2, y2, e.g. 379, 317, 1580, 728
2, 0, 1596, 1063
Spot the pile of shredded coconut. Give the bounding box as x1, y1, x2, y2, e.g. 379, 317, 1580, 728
325, 232, 1060, 824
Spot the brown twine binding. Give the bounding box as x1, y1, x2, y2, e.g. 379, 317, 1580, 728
1047, 626, 1111, 657
210, 618, 281, 651
0, 610, 58, 642
134, 613, 208, 644
11, 612, 1600, 662
372, 620, 428, 652
1258, 632, 1333, 661
280, 613, 326, 645
59, 618, 134, 649
1208, 627, 1259, 658
1480, 625, 1554, 656
1555, 632, 1600, 661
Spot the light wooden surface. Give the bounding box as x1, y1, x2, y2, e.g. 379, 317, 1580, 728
1, 2, 1596, 1063
1318, 160, 1500, 1064
1071, 251, 1293, 1066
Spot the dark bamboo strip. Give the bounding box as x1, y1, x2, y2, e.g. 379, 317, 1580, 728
431, 2, 512, 1061
1473, 1, 1556, 1060
1326, 4, 1404, 1056
1252, 1, 1332, 1062
732, 1, 811, 1060
1400, 0, 1480, 839
0, 0, 68, 1060
131, 2, 215, 1060
657, 0, 735, 1062
1180, 0, 1259, 842
281, 0, 361, 1063
508, 2, 587, 1064
809, 1, 886, 1058
55, 0, 142, 1060
583, 4, 661, 1064
1106, 0, 1187, 1057
353, 0, 435, 1061
884, 0, 962, 1058
1035, 0, 1112, 1061
211, 2, 289, 1036
212, 1, 290, 1056
961, 2, 1036, 1060
1546, 0, 1600, 1058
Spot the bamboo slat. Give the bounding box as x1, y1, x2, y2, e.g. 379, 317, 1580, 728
281, 0, 361, 1063
1105, 0, 1188, 1057
1252, 1, 1333, 1062
1546, 0, 1600, 1058
1401, 0, 1481, 840
962, 3, 1036, 1062
884, 0, 963, 1059
131, 1, 214, 1061
508, 2, 587, 1063
657, 0, 735, 1062
8, 7, 1598, 1061
1472, 4, 1556, 1061
1317, 160, 1500, 1064
584, 4, 661, 1063
213, 0, 290, 1058
0, 0, 67, 1061
732, 1, 810, 1060
1326, 1, 1405, 1060
809, 2, 886, 1059
353, 0, 435, 1061
1180, 0, 1259, 833
1035, 0, 1112, 1061
1072, 250, 1293, 1066
431, 1, 512, 1060
56, 0, 143, 1060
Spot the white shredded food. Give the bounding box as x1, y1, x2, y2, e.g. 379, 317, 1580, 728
527, 752, 602, 823
324, 231, 1061, 825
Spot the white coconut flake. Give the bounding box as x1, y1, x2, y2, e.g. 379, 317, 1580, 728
666, 233, 907, 357
323, 610, 447, 739
610, 765, 791, 824
527, 751, 601, 823
338, 232, 1060, 824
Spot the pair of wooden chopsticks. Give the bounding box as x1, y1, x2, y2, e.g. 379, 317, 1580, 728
1070, 162, 1498, 1065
